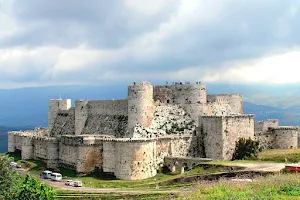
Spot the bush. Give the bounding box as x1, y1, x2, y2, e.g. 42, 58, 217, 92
0, 155, 22, 200
232, 138, 261, 160
17, 173, 56, 200
0, 156, 56, 200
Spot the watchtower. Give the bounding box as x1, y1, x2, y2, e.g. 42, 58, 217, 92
127, 82, 155, 137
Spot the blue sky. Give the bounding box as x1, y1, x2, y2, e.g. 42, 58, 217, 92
1, 0, 300, 88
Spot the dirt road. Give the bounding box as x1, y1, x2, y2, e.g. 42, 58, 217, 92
16, 168, 180, 194
222, 162, 286, 172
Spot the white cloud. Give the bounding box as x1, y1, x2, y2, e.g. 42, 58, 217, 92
1, 0, 300, 88
202, 49, 300, 84
125, 0, 175, 15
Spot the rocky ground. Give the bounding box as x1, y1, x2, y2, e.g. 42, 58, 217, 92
133, 104, 196, 138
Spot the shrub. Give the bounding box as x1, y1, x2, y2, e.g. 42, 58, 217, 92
0, 155, 22, 200
17, 173, 56, 200
232, 138, 261, 160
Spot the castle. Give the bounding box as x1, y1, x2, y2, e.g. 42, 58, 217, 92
7, 82, 300, 180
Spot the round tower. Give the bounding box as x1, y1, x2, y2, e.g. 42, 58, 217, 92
127, 82, 155, 137
48, 99, 71, 134
170, 83, 207, 125
273, 127, 298, 149
171, 84, 207, 104
191, 84, 207, 104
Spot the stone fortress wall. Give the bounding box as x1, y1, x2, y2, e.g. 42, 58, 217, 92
75, 99, 128, 136
50, 108, 75, 136
254, 119, 299, 149
7, 81, 300, 180
199, 115, 255, 160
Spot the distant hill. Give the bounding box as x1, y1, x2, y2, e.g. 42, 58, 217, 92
0, 83, 299, 127
0, 85, 127, 127
244, 102, 300, 126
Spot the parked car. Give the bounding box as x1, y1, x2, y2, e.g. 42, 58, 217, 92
10, 161, 18, 167
16, 164, 22, 168
73, 180, 83, 187
41, 170, 53, 179
65, 180, 74, 186
51, 173, 62, 181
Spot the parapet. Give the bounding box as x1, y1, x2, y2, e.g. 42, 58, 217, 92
49, 99, 72, 110
207, 94, 242, 104
255, 119, 279, 132
153, 82, 207, 104
129, 81, 152, 87
60, 135, 110, 146
269, 126, 298, 131
200, 114, 254, 119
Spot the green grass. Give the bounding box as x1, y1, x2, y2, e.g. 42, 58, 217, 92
55, 190, 177, 200
54, 164, 233, 190
207, 148, 300, 166
254, 148, 300, 163
178, 173, 300, 200
5, 152, 232, 190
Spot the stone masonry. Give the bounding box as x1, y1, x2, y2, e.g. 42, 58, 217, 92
7, 82, 299, 180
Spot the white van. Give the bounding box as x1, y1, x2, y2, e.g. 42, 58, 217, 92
51, 173, 62, 181
41, 170, 52, 179
73, 180, 83, 187
65, 180, 74, 186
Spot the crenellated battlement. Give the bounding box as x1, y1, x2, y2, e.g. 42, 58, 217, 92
201, 114, 254, 119
270, 126, 298, 130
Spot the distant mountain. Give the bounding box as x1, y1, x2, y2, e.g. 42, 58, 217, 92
206, 83, 300, 108
0, 85, 127, 127
0, 126, 34, 153
0, 83, 300, 127
244, 102, 300, 126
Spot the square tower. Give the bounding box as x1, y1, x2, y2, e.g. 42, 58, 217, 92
48, 99, 71, 133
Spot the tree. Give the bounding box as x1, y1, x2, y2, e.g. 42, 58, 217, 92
0, 155, 56, 200
232, 137, 261, 160
0, 155, 21, 200
18, 173, 56, 200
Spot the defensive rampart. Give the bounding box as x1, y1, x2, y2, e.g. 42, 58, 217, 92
206, 94, 243, 116
254, 120, 298, 150
50, 108, 75, 136
74, 100, 128, 136
199, 115, 255, 160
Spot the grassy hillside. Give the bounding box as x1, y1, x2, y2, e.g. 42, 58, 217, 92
179, 173, 300, 200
